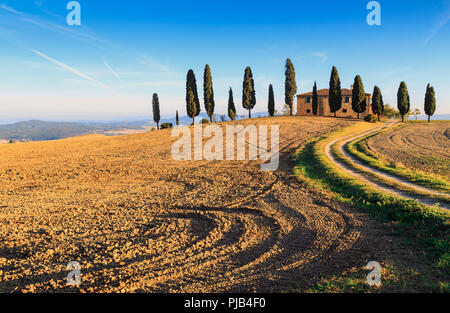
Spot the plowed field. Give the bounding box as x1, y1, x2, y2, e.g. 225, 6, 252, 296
0, 117, 417, 292
367, 122, 450, 179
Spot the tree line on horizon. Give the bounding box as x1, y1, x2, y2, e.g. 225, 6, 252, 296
151, 60, 437, 127
325, 66, 436, 123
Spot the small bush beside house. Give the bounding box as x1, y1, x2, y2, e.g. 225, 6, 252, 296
364, 114, 377, 123
160, 123, 173, 129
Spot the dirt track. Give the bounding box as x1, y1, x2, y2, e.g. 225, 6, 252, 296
0, 117, 417, 292
325, 122, 449, 211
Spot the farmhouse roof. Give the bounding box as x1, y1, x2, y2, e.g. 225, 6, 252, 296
297, 88, 371, 97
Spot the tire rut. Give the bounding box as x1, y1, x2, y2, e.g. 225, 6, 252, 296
326, 123, 449, 211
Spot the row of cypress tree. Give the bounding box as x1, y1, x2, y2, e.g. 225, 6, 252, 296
324, 66, 436, 122
397, 82, 436, 123
327, 67, 380, 120
152, 61, 437, 127
185, 60, 298, 124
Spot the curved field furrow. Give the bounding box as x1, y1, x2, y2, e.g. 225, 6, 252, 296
0, 117, 412, 293
368, 122, 450, 179
326, 123, 449, 211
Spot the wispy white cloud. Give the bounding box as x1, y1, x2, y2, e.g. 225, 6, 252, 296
0, 3, 21, 14
311, 52, 328, 63
30, 49, 115, 93
1, 4, 109, 50
424, 1, 450, 45
140, 56, 179, 76
104, 61, 123, 85
22, 17, 108, 49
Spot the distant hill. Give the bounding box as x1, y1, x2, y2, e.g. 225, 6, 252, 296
0, 120, 148, 142
415, 114, 450, 121
0, 112, 273, 142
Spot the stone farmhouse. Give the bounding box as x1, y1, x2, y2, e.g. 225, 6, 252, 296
297, 86, 373, 118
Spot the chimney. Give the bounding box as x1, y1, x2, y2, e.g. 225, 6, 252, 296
350, 84, 354, 90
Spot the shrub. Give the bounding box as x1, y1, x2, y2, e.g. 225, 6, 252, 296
364, 114, 377, 123
201, 119, 210, 124
160, 123, 173, 129
382, 104, 401, 119
228, 109, 236, 121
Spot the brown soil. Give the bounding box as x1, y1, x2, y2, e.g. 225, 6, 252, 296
368, 122, 450, 179
0, 117, 430, 292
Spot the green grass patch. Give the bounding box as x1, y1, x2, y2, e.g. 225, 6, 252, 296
301, 262, 423, 293
292, 123, 450, 290
331, 141, 450, 204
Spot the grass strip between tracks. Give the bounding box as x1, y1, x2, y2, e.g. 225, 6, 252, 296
345, 129, 450, 194
332, 141, 450, 205
292, 122, 450, 284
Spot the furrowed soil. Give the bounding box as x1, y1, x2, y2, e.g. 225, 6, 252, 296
367, 121, 450, 179
0, 117, 431, 292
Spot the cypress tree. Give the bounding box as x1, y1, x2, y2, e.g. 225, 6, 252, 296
351, 75, 367, 119
152, 93, 160, 130
397, 81, 410, 122
228, 87, 236, 121
242, 66, 256, 119
268, 84, 275, 117
372, 86, 384, 121
203, 64, 215, 122
329, 66, 342, 117
312, 81, 318, 116
186, 69, 200, 125
285, 58, 297, 116
424, 84, 436, 123
176, 110, 179, 126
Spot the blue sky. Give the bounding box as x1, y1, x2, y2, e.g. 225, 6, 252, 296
0, 0, 449, 122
